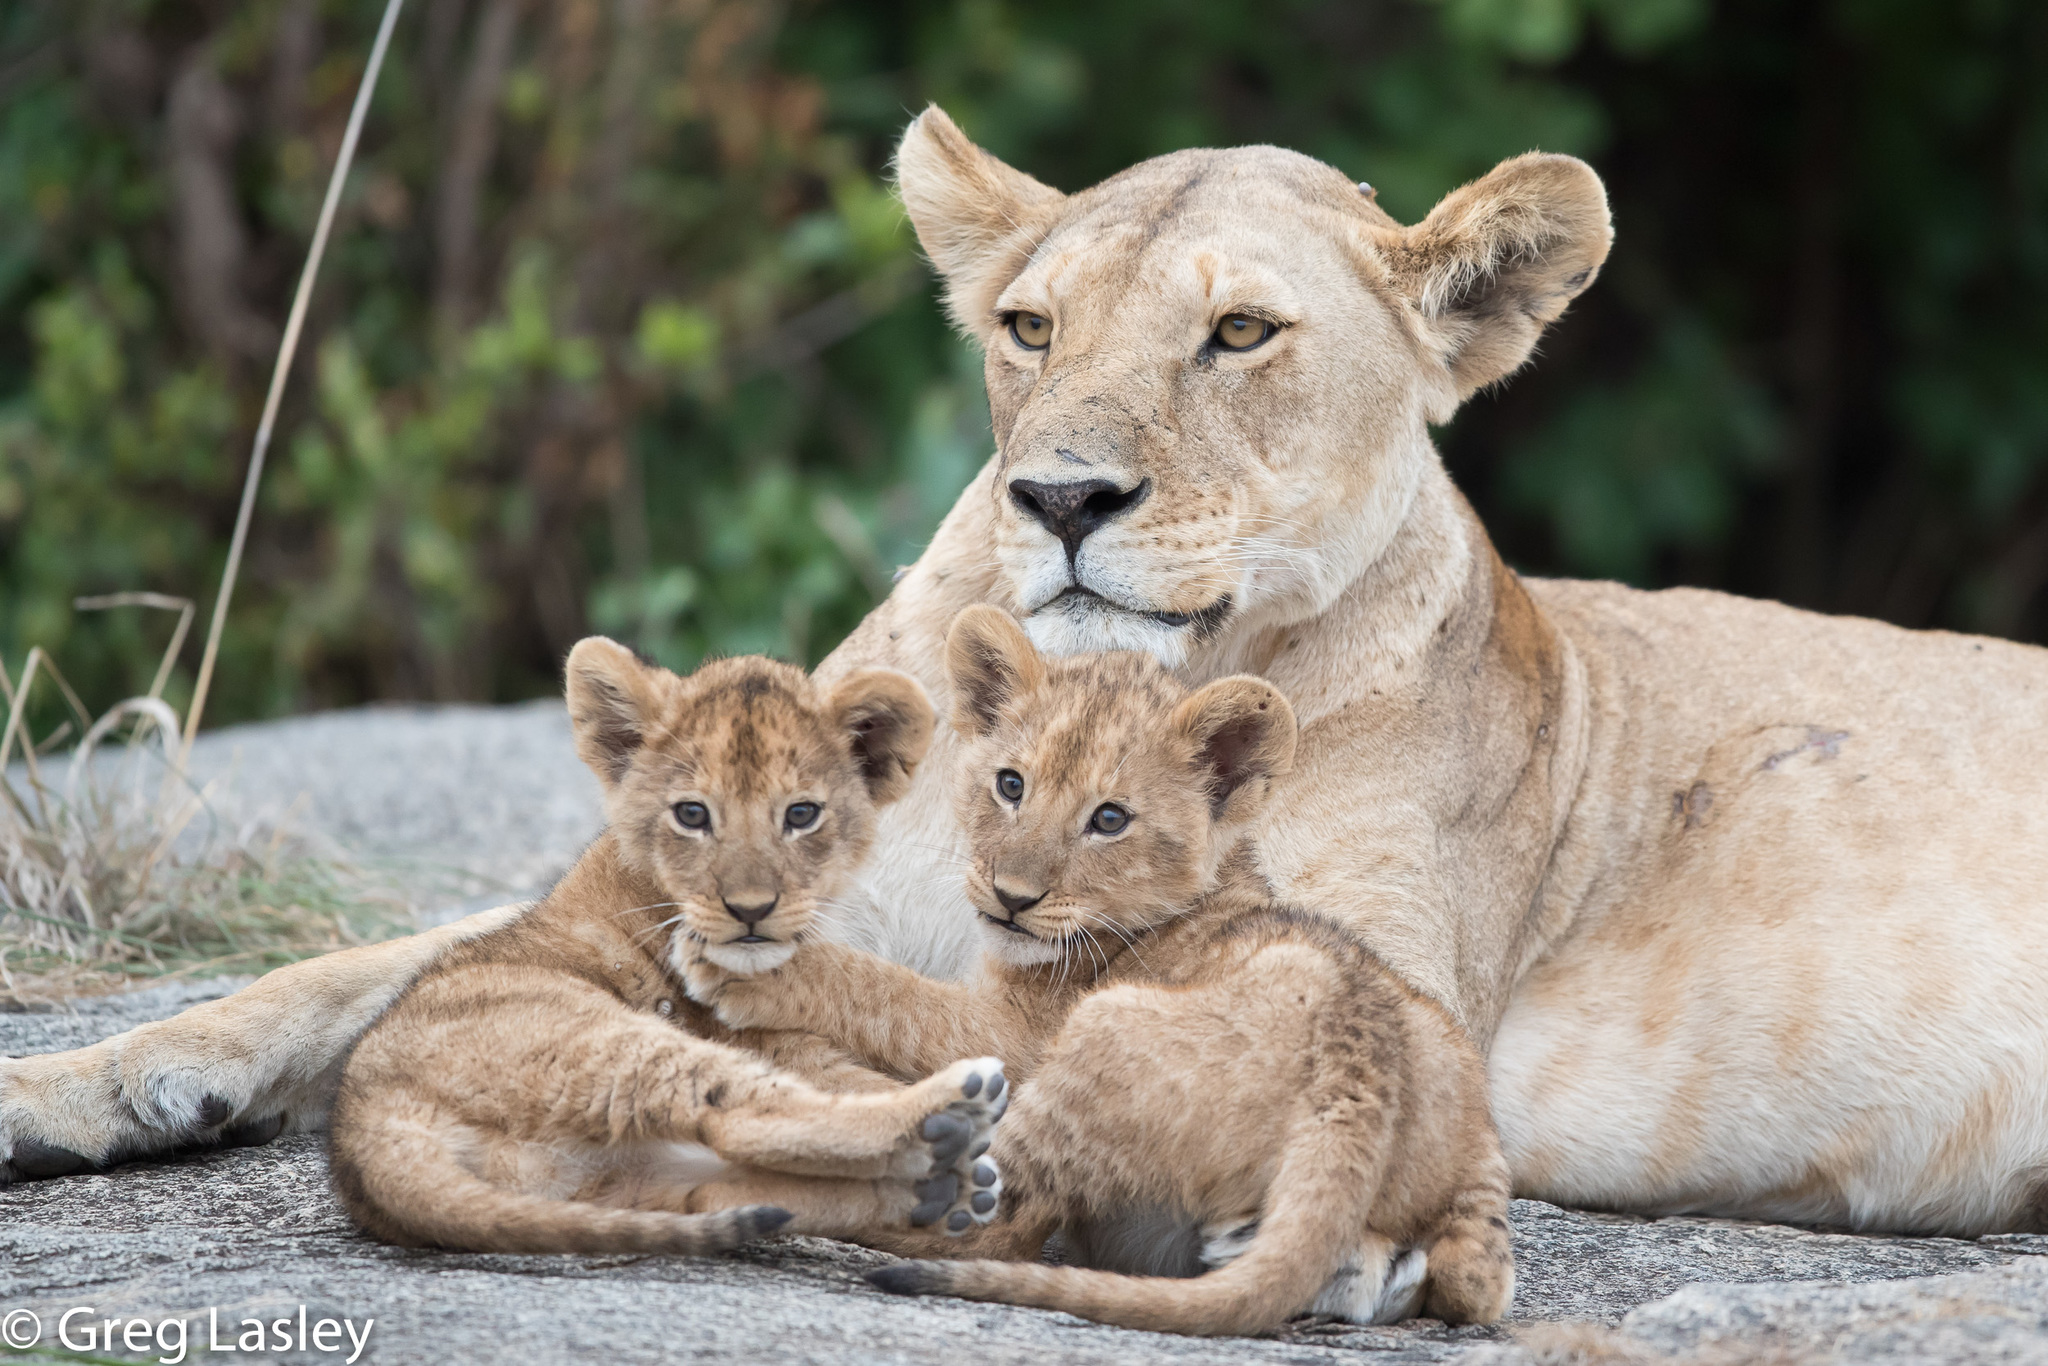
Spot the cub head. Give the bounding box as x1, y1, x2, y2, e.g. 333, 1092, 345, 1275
564, 639, 934, 975
943, 605, 1296, 967
896, 106, 1611, 665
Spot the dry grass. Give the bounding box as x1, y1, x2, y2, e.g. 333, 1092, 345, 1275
1, 598, 406, 1006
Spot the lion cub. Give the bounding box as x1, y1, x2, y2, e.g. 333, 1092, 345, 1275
688, 607, 1513, 1334
329, 640, 1005, 1255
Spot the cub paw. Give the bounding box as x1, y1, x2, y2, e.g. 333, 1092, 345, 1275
907, 1153, 1002, 1235
681, 945, 797, 1031
678, 944, 739, 1005
1199, 1216, 1260, 1270
1311, 1244, 1429, 1324
898, 1057, 1007, 1195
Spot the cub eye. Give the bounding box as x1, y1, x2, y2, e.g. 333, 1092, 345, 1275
1213, 314, 1273, 351
1089, 803, 1130, 835
996, 769, 1025, 803
1008, 312, 1052, 350
673, 801, 710, 832
784, 802, 821, 830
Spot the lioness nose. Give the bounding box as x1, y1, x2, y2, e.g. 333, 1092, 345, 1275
992, 883, 1045, 917
1008, 477, 1150, 560
721, 894, 778, 926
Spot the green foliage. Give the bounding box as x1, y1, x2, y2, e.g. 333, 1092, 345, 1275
2, 0, 2046, 730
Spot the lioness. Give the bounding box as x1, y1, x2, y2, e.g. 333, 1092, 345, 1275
688, 607, 1514, 1334
329, 639, 1005, 1252
5, 108, 2045, 1243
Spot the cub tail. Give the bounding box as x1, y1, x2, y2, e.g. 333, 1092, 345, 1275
866, 1133, 1365, 1336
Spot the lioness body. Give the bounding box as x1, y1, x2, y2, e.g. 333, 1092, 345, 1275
328, 646, 1006, 1253
6, 112, 2044, 1241
695, 613, 1512, 1334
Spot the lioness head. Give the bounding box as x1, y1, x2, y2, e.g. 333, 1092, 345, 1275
942, 605, 1296, 966
895, 107, 1610, 665
564, 639, 934, 974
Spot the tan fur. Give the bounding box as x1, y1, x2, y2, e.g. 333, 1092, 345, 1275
9, 109, 2046, 1250
328, 642, 1008, 1253
690, 609, 1513, 1334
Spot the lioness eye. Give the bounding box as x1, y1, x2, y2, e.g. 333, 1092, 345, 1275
996, 769, 1025, 803
785, 802, 820, 830
673, 801, 710, 832
1213, 314, 1273, 350
1009, 312, 1052, 350
1089, 803, 1130, 835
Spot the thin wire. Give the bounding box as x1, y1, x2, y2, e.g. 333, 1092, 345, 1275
179, 0, 408, 764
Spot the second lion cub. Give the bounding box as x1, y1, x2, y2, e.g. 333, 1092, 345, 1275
329, 640, 1005, 1256
688, 606, 1514, 1335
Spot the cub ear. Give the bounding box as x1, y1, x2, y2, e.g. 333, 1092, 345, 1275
944, 605, 1046, 737
1171, 676, 1297, 826
829, 669, 936, 807
1375, 152, 1611, 415
565, 637, 667, 788
894, 105, 1067, 335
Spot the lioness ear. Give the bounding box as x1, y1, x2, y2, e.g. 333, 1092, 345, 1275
944, 605, 1046, 737
894, 105, 1066, 335
830, 669, 935, 807
1171, 676, 1297, 825
565, 637, 665, 788
1376, 152, 1611, 415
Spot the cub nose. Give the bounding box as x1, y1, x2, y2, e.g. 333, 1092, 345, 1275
1008, 477, 1150, 561
721, 894, 779, 926
992, 883, 1045, 917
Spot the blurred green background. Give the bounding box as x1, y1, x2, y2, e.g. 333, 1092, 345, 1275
2, 0, 2045, 728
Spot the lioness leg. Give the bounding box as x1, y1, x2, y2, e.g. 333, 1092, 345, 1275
0, 906, 522, 1183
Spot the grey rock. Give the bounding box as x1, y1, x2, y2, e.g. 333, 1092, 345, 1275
177, 699, 605, 919
6, 703, 2046, 1362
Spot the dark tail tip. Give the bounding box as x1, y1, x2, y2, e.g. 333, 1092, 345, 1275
749, 1206, 795, 1237
5, 1137, 92, 1181
220, 1112, 287, 1149
865, 1262, 945, 1297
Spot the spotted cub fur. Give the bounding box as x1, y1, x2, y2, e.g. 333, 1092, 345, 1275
688, 607, 1514, 1334
329, 640, 1004, 1255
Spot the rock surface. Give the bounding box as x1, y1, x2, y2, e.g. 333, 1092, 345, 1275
4, 704, 2045, 1363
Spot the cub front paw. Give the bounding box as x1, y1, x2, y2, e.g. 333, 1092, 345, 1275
679, 950, 740, 1008
680, 946, 798, 1032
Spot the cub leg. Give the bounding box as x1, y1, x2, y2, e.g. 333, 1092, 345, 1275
1, 906, 522, 1182
687, 1052, 1010, 1185
686, 941, 1051, 1080
681, 1148, 1005, 1243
